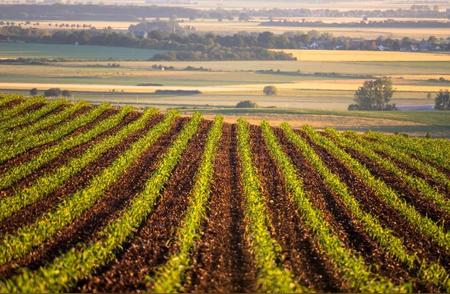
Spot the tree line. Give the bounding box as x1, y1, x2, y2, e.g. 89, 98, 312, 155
0, 4, 448, 21
0, 26, 296, 61
1, 26, 449, 62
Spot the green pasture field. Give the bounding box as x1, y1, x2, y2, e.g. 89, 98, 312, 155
0, 43, 163, 60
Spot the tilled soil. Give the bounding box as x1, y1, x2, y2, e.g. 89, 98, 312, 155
0, 111, 142, 195
343, 147, 450, 229
0, 113, 161, 236
0, 99, 23, 112
0, 115, 179, 278
184, 123, 257, 293
273, 128, 414, 287
36, 105, 91, 134
369, 137, 450, 177
299, 130, 450, 270
377, 151, 450, 196
1, 116, 448, 293
76, 120, 211, 292
0, 107, 112, 176
248, 125, 345, 292
8, 104, 67, 132
0, 102, 44, 124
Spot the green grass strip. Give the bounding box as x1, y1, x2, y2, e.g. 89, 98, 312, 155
328, 130, 450, 214
0, 110, 178, 265
282, 124, 449, 291
0, 101, 87, 143
151, 116, 223, 293
0, 109, 157, 222
0, 113, 201, 293
262, 121, 406, 293
366, 132, 450, 172
0, 100, 65, 133
0, 103, 109, 163
303, 127, 450, 252
0, 97, 44, 121
0, 106, 133, 191
236, 119, 307, 293
346, 131, 450, 199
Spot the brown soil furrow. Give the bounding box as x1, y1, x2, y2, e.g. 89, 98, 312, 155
377, 151, 450, 196
342, 147, 450, 229
8, 104, 67, 133
0, 107, 113, 176
76, 120, 211, 293
0, 117, 185, 279
299, 130, 450, 269
0, 114, 162, 237
1, 111, 141, 195
0, 102, 45, 124
0, 99, 23, 112
35, 105, 91, 134
369, 137, 450, 177
14, 102, 45, 119
273, 128, 414, 287
249, 125, 345, 292
184, 124, 257, 293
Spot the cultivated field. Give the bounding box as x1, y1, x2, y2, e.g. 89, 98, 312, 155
0, 95, 449, 292
278, 50, 450, 62
3, 18, 450, 39
0, 48, 449, 113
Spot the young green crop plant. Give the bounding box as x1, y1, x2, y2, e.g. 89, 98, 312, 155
0, 113, 202, 293
281, 123, 449, 291
261, 121, 407, 293
151, 116, 223, 292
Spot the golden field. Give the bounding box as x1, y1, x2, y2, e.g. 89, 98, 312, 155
277, 50, 450, 62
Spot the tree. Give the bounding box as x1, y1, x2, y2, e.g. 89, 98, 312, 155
263, 85, 278, 96
44, 88, 61, 97
236, 100, 258, 108
349, 77, 396, 111
62, 90, 72, 97
435, 90, 450, 110
30, 88, 38, 96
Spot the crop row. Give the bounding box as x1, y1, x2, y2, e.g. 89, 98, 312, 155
304, 127, 450, 252
0, 110, 178, 265
0, 94, 22, 109
236, 119, 306, 293
0, 97, 43, 122
0, 112, 203, 292
261, 121, 404, 293
0, 108, 158, 222
0, 106, 134, 191
0, 99, 64, 133
151, 116, 223, 292
328, 130, 449, 214
365, 132, 450, 172
0, 103, 110, 163
281, 124, 449, 291
345, 131, 450, 193
0, 101, 87, 144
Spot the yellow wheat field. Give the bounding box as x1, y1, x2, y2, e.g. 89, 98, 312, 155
0, 80, 447, 94
277, 50, 450, 62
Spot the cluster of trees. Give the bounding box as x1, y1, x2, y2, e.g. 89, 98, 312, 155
2, 26, 448, 60
435, 90, 450, 110
262, 20, 450, 29
30, 88, 72, 97
348, 79, 450, 111
0, 26, 296, 61
348, 77, 397, 111
236, 100, 258, 108
0, 4, 448, 22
